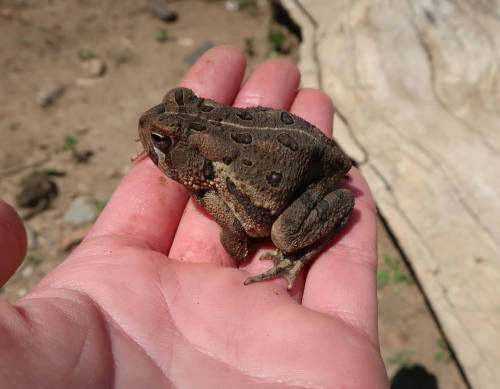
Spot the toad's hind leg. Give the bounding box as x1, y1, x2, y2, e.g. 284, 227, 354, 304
244, 182, 354, 290
244, 250, 308, 290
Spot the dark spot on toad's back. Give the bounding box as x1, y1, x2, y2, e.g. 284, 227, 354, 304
277, 133, 298, 151
190, 122, 207, 132
237, 111, 253, 120
203, 159, 214, 179
231, 132, 252, 144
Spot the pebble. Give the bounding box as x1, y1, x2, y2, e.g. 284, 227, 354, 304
17, 288, 28, 298
22, 265, 34, 278
110, 38, 135, 64
81, 58, 107, 77
1, 9, 13, 18
106, 168, 119, 178
148, 0, 178, 22
225, 1, 239, 11
75, 78, 101, 87
25, 225, 37, 250
63, 198, 97, 226
385, 328, 408, 350
177, 37, 194, 47
37, 83, 65, 108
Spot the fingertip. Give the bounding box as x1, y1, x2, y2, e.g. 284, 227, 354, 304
290, 88, 334, 136
0, 200, 27, 287
235, 58, 300, 109
180, 46, 247, 104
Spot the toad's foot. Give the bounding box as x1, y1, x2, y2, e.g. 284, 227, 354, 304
243, 251, 305, 290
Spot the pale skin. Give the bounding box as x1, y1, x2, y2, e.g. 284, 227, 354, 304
0, 46, 388, 388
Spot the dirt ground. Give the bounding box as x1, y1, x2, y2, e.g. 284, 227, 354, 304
0, 0, 468, 387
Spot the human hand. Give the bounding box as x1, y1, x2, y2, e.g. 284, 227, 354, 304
0, 46, 388, 388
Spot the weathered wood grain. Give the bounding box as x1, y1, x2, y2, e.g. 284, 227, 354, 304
284, 0, 500, 387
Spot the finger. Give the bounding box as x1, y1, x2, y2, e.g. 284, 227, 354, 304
302, 168, 380, 345
289, 88, 334, 137
169, 59, 300, 266
179, 45, 247, 104
88, 46, 247, 253
0, 200, 27, 287
234, 58, 300, 108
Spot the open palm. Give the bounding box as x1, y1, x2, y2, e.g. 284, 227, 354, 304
1, 46, 387, 388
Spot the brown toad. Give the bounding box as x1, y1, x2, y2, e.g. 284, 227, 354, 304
138, 87, 354, 289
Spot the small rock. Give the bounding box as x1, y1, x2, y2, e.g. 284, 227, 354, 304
106, 168, 119, 178
25, 225, 37, 250
17, 288, 28, 298
75, 127, 89, 135
61, 225, 92, 251
81, 58, 106, 77
385, 329, 408, 350
37, 83, 65, 108
184, 41, 214, 65
1, 8, 13, 18
148, 0, 178, 22
177, 37, 194, 47
225, 1, 239, 11
22, 265, 34, 278
16, 172, 58, 219
63, 198, 97, 226
75, 78, 101, 87
109, 38, 135, 64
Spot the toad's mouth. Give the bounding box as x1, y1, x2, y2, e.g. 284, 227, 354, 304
131, 136, 146, 162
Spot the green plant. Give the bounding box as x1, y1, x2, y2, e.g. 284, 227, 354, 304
62, 135, 93, 162
89, 194, 110, 213
156, 28, 169, 43
77, 49, 96, 61
377, 269, 390, 289
25, 253, 41, 265
268, 29, 284, 53
244, 37, 255, 56
63, 135, 80, 151
19, 34, 31, 47
386, 349, 415, 367
42, 168, 66, 177
433, 338, 451, 362
238, 0, 258, 16
378, 254, 413, 290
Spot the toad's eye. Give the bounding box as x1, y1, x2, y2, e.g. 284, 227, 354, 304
151, 131, 170, 146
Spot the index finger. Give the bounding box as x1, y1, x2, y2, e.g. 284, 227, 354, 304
87, 47, 247, 253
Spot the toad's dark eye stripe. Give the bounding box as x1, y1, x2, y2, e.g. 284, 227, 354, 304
151, 132, 166, 143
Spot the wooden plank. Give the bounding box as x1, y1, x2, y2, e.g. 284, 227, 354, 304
284, 0, 500, 387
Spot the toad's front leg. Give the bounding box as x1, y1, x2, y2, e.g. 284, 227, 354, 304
244, 180, 354, 290
198, 190, 254, 260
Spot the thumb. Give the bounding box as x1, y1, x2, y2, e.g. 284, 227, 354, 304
0, 200, 27, 287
